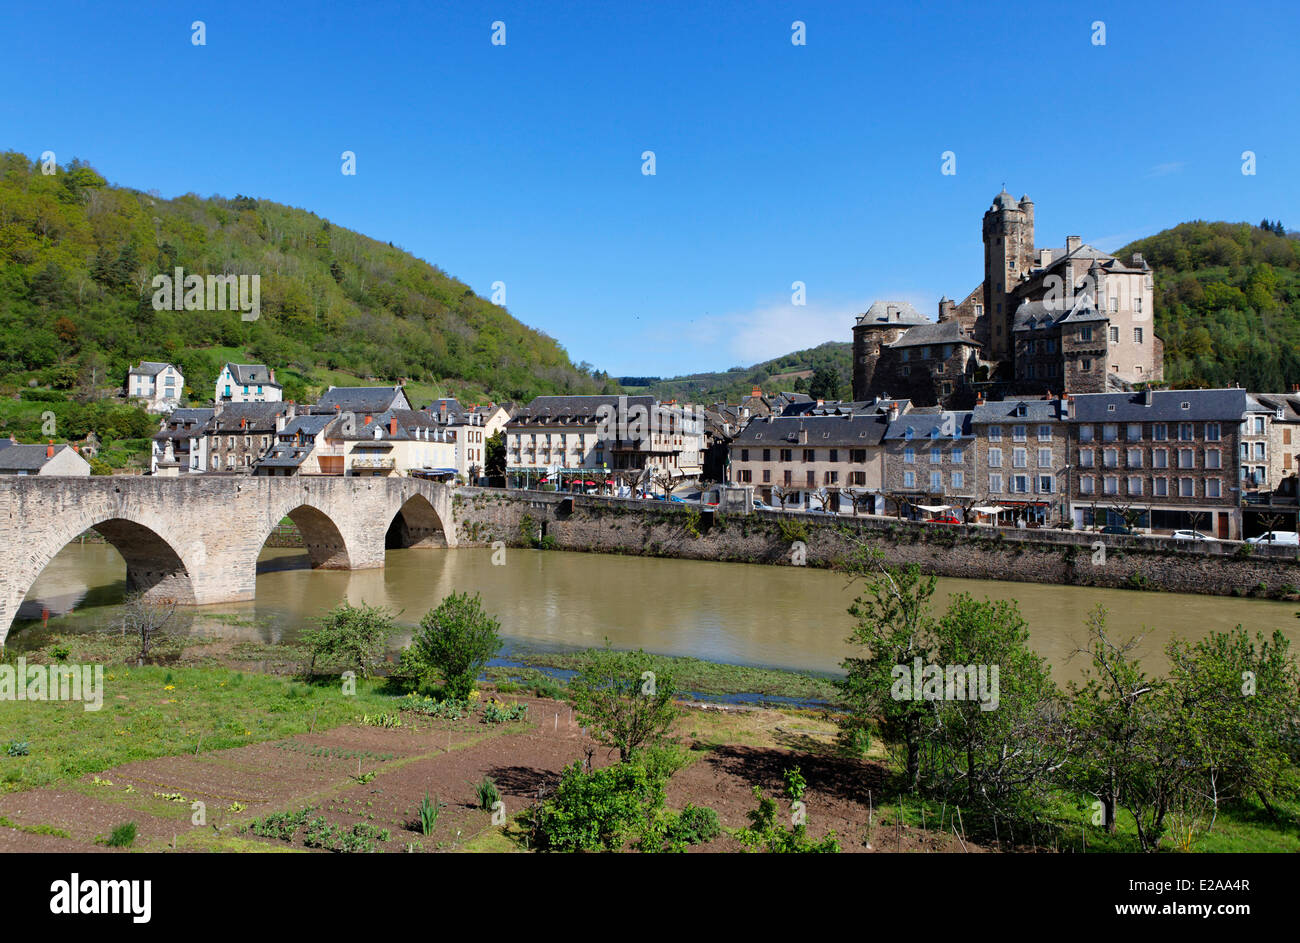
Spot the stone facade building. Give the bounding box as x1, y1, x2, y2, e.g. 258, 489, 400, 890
971, 395, 1071, 524
1067, 388, 1262, 538
882, 407, 976, 514
852, 191, 1164, 408
728, 401, 896, 512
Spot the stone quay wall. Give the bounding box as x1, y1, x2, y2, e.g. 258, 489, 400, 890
450, 487, 1300, 600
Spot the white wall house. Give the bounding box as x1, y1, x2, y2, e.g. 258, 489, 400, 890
127, 361, 184, 413
216, 363, 283, 404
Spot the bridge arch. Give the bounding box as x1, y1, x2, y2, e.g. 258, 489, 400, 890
3, 516, 196, 645
266, 504, 355, 570
386, 493, 449, 549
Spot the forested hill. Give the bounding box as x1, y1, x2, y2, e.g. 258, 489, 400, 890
0, 151, 612, 405
635, 341, 853, 403
1120, 220, 1300, 390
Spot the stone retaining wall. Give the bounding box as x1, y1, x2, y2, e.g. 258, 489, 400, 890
449, 487, 1300, 600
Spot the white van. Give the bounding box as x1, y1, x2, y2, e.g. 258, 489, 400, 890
1246, 531, 1300, 546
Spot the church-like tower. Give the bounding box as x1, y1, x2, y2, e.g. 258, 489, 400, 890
981, 190, 1035, 360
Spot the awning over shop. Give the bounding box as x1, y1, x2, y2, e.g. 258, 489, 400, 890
915, 504, 950, 513
972, 506, 1007, 515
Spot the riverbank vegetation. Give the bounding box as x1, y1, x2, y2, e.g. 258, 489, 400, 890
836, 544, 1300, 852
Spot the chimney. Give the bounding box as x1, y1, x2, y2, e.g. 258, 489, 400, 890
1143, 388, 1154, 407
389, 417, 397, 435
240, 417, 247, 429
1066, 235, 1082, 253
816, 398, 824, 407
363, 414, 372, 425
269, 369, 276, 382
751, 386, 761, 398
1061, 393, 1072, 419
46, 440, 54, 458
887, 402, 900, 421
976, 392, 985, 405
1131, 252, 1144, 267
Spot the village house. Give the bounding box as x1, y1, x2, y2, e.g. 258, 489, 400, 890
423, 399, 511, 482
215, 363, 283, 404
1066, 388, 1262, 538
150, 407, 214, 475
506, 395, 704, 492
881, 407, 976, 517
970, 395, 1071, 526
0, 438, 91, 476
203, 401, 295, 473
127, 361, 184, 413
728, 400, 897, 512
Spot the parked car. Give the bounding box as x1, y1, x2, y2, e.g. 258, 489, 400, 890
1247, 530, 1300, 546
1170, 529, 1216, 541
1099, 524, 1133, 535
752, 498, 774, 510
925, 515, 962, 525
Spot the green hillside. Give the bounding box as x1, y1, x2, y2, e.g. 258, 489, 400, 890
1120, 220, 1300, 390
0, 151, 613, 411
639, 341, 853, 403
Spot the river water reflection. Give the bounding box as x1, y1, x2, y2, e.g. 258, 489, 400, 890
12, 544, 1300, 685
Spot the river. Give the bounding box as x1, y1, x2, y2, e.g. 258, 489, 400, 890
9, 544, 1300, 685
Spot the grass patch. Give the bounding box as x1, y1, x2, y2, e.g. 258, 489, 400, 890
0, 639, 401, 793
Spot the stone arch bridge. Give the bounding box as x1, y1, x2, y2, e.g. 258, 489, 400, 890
0, 476, 458, 643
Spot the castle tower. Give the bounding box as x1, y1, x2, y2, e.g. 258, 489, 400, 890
981, 190, 1035, 360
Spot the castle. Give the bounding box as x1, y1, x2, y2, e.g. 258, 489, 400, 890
852, 190, 1163, 406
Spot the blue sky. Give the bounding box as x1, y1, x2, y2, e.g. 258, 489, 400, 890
2, 0, 1297, 378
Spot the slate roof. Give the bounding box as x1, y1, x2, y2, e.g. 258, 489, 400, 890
224, 363, 280, 387
972, 398, 1066, 424
512, 395, 656, 423
883, 408, 975, 440
855, 301, 929, 327
207, 402, 291, 432
1071, 389, 1255, 423
334, 408, 447, 442
129, 361, 173, 377
0, 443, 77, 472
732, 412, 892, 448
886, 319, 978, 349
257, 446, 313, 468
1013, 294, 1108, 331
314, 386, 409, 415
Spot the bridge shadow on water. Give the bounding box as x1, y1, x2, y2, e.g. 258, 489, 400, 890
255, 552, 314, 574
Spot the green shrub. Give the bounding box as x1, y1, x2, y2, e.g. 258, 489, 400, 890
300, 599, 396, 678
406, 592, 503, 699
532, 756, 671, 852
648, 803, 722, 852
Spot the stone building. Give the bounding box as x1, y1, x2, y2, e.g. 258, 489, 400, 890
203, 402, 294, 473
971, 395, 1071, 525
728, 401, 897, 512
1066, 388, 1259, 538
852, 192, 1164, 407
852, 302, 986, 408
881, 407, 976, 514
506, 395, 704, 492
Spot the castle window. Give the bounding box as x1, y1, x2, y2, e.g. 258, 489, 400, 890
1110, 326, 1120, 343
1079, 326, 1093, 342
1134, 327, 1144, 344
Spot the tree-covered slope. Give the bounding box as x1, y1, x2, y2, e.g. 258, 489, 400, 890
0, 151, 611, 405
1120, 220, 1300, 390
640, 341, 852, 403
